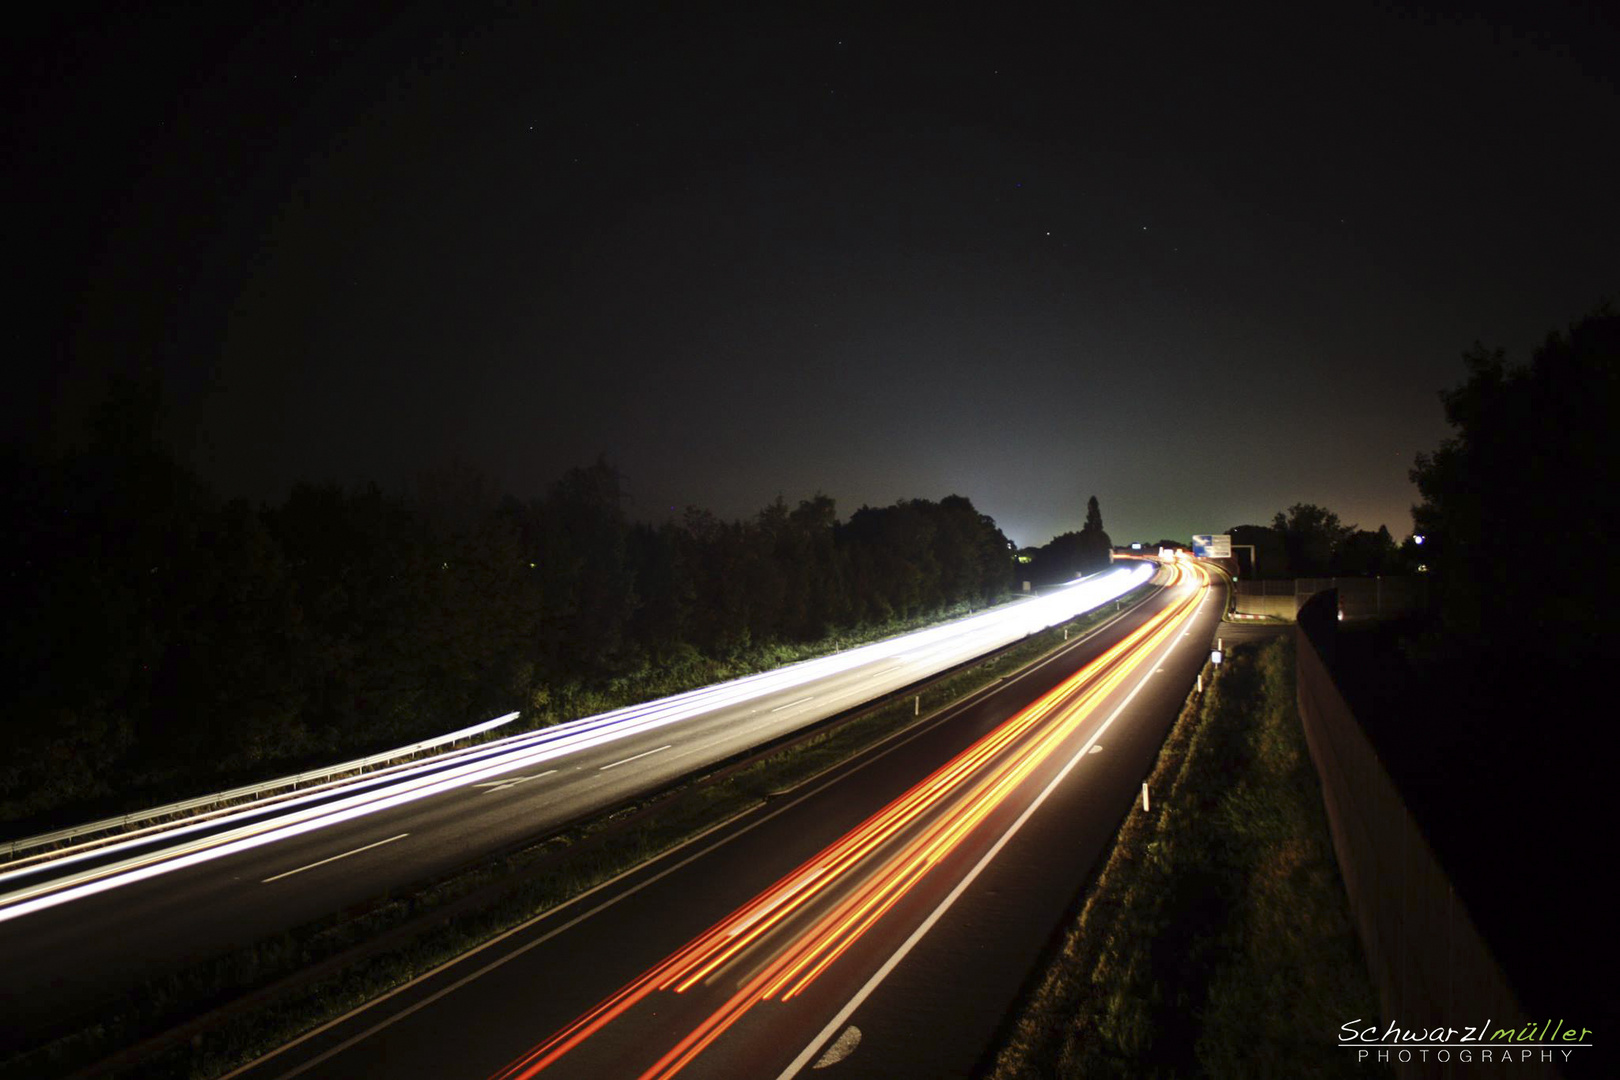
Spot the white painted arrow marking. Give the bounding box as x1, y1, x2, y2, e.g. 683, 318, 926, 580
473, 770, 555, 793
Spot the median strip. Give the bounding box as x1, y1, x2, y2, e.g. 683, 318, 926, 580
5, 578, 1159, 1080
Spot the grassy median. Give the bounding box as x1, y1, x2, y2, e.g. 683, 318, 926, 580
987, 637, 1384, 1079
3, 583, 1156, 1080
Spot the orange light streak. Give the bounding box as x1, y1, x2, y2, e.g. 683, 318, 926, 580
492, 563, 1208, 1080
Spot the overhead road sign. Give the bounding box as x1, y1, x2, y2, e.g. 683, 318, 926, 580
1192, 534, 1232, 559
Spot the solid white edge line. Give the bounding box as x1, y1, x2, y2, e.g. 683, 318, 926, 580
599, 745, 672, 771
220, 580, 1168, 1079
774, 579, 1208, 1080
261, 834, 409, 884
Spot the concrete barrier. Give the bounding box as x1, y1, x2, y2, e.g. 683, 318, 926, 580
1234, 575, 1427, 621
1294, 592, 1551, 1079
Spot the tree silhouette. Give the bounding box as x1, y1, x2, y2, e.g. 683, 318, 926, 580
1084, 494, 1104, 534
1411, 307, 1619, 658
1271, 503, 1352, 576
1, 381, 1031, 829
1025, 495, 1112, 585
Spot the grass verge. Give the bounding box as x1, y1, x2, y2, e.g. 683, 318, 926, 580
4, 583, 1156, 1080
986, 637, 1384, 1079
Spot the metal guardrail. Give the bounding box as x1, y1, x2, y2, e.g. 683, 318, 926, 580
1, 712, 520, 860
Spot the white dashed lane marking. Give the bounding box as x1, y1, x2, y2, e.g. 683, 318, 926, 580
262, 833, 409, 884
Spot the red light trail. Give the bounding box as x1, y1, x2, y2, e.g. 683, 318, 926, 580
492, 562, 1209, 1080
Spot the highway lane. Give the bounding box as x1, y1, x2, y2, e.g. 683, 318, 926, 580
229, 561, 1221, 1080
0, 565, 1152, 1046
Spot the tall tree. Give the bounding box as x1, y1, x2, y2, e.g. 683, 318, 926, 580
1271, 503, 1352, 576
1412, 308, 1619, 658
1076, 494, 1113, 574
1336, 525, 1398, 576
1027, 493, 1113, 586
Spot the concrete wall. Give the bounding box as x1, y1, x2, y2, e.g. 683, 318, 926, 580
1234, 575, 1427, 621
1294, 593, 1551, 1079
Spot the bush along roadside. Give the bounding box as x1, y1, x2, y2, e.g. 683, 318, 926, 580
3, 582, 1159, 1080
2, 587, 1040, 859
986, 637, 1385, 1079
1, 586, 1029, 843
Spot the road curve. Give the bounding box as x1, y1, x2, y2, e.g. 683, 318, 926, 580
229, 561, 1221, 1080
0, 565, 1153, 1047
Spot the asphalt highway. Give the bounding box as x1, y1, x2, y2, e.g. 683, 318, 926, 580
0, 566, 1153, 1047
230, 560, 1222, 1080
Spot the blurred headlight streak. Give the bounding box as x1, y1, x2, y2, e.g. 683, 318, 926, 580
490, 564, 1207, 1080
0, 564, 1154, 924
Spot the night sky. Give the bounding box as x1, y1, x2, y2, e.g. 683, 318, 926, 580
10, 2, 1618, 547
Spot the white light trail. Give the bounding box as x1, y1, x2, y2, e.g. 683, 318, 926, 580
0, 564, 1154, 923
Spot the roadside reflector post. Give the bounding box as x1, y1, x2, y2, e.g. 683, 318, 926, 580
1141, 782, 1150, 812
914, 695, 920, 716
1064, 626, 1069, 640
1196, 673, 1202, 693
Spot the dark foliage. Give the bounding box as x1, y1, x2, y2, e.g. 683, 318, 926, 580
0, 392, 1018, 829
1226, 524, 1285, 578
1023, 494, 1113, 585
1411, 307, 1620, 661
1226, 511, 1403, 579
1324, 308, 1620, 1057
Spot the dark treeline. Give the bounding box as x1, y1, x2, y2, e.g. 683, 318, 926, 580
1410, 308, 1619, 665
1016, 495, 1114, 586
1242, 305, 1620, 656
1226, 304, 1618, 594
1322, 308, 1619, 1039
1225, 506, 1415, 579
1, 381, 1018, 829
